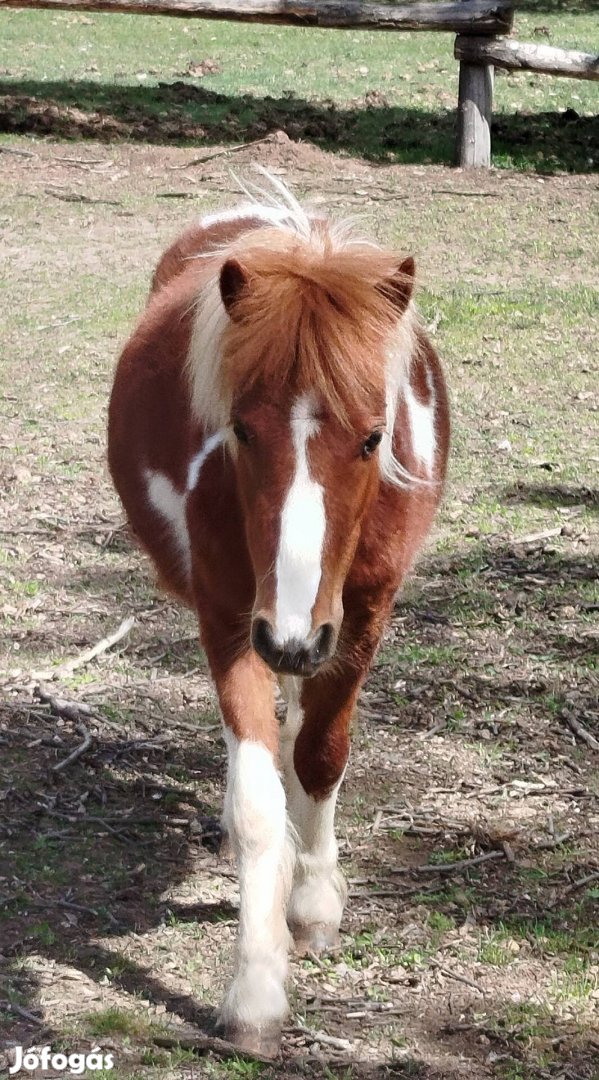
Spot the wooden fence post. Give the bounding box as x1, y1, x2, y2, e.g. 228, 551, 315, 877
456, 55, 494, 167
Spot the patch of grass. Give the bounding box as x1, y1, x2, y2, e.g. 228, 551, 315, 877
477, 930, 515, 967
84, 1006, 155, 1039
504, 915, 598, 960
427, 911, 456, 934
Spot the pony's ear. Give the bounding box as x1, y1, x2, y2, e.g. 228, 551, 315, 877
378, 256, 415, 315
220, 258, 250, 318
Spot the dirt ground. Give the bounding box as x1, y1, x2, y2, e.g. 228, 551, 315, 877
0, 135, 597, 1080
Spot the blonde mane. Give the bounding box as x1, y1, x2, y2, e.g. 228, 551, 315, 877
187, 181, 420, 486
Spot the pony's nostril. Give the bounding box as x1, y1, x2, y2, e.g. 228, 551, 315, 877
312, 622, 336, 663
251, 617, 277, 662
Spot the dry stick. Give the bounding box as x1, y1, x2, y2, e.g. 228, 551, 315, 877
0, 145, 35, 157
562, 713, 599, 751
35, 616, 135, 681
390, 849, 505, 875
430, 960, 485, 994
0, 1001, 44, 1025
563, 870, 599, 895
292, 1025, 352, 1052
35, 686, 97, 722
153, 1031, 273, 1065
52, 724, 92, 774
167, 135, 273, 169
510, 526, 563, 545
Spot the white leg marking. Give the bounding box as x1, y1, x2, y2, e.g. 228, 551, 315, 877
220, 730, 293, 1033
405, 367, 436, 477
187, 429, 226, 491
280, 682, 346, 938
274, 395, 326, 645
145, 470, 191, 578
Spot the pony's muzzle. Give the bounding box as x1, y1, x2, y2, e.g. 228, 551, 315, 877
251, 617, 335, 677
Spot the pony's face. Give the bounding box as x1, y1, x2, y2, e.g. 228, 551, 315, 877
218, 245, 414, 677
230, 383, 387, 677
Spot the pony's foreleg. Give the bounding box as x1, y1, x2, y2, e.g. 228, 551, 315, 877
211, 649, 292, 1057
280, 677, 352, 956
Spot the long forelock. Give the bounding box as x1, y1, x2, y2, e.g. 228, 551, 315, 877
219, 226, 413, 424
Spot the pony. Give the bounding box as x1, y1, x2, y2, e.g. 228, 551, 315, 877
108, 178, 450, 1057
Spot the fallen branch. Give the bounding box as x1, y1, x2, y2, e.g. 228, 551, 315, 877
52, 724, 92, 773
153, 1030, 273, 1064
34, 616, 135, 681
167, 135, 273, 169
35, 686, 97, 723
0, 1001, 44, 1025
292, 1024, 353, 1051
430, 960, 485, 994
391, 849, 505, 875
561, 713, 599, 751
563, 870, 599, 896
510, 526, 563, 545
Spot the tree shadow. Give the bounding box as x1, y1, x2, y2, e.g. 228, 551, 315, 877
1, 79, 597, 173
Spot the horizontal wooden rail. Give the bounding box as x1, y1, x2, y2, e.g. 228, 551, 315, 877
455, 35, 599, 81
0, 0, 514, 34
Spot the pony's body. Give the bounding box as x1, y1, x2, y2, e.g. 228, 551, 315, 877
108, 186, 449, 1056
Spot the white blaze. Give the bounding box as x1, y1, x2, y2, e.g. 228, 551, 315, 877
274, 395, 326, 645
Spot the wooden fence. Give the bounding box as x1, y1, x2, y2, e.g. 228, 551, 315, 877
0, 0, 597, 167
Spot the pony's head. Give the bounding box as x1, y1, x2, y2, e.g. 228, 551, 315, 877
191, 215, 417, 676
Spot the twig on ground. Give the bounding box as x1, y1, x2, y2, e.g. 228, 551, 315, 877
292, 1024, 353, 1051
563, 870, 599, 895
52, 724, 92, 774
0, 146, 35, 157
44, 188, 121, 206
432, 189, 499, 197
390, 850, 505, 875
167, 136, 273, 169
153, 1031, 273, 1064
35, 686, 96, 723
510, 526, 563, 545
0, 1001, 44, 1024
430, 960, 485, 994
419, 719, 447, 739
561, 713, 599, 751
34, 616, 135, 681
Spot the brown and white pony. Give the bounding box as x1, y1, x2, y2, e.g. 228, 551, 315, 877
108, 178, 450, 1057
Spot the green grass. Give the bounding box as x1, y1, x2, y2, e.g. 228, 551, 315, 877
0, 8, 598, 170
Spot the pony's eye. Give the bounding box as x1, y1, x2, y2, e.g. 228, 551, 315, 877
362, 430, 383, 460
233, 421, 250, 444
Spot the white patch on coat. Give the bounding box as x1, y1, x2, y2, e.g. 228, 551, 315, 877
145, 470, 191, 578
219, 729, 293, 1031
187, 429, 226, 491
405, 364, 436, 476
274, 395, 326, 646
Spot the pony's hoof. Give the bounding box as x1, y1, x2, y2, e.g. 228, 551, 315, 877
291, 921, 341, 956
221, 1022, 281, 1059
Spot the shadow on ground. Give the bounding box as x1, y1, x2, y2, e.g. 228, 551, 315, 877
1, 79, 598, 173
